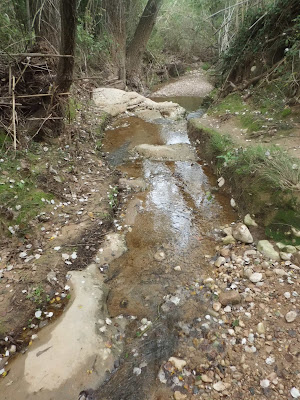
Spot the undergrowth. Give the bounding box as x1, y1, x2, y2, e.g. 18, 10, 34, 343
219, 0, 300, 101
0, 146, 55, 237
189, 120, 300, 241
210, 92, 295, 134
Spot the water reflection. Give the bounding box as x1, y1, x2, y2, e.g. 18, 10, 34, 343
159, 120, 190, 145
144, 160, 194, 248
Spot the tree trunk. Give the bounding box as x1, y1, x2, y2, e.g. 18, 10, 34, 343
55, 0, 77, 93
126, 0, 163, 87
29, 0, 61, 51
103, 0, 129, 85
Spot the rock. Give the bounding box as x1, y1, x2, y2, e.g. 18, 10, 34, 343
274, 268, 287, 276
286, 245, 297, 254
154, 251, 166, 261
244, 214, 258, 227
118, 178, 147, 192
257, 240, 280, 261
220, 248, 231, 258
158, 368, 167, 384
292, 227, 300, 237
93, 88, 185, 119
249, 272, 263, 283
169, 357, 186, 371
222, 235, 236, 244
276, 242, 286, 250
174, 392, 187, 400
213, 381, 226, 392
174, 265, 181, 271
257, 322, 265, 334
218, 177, 225, 187
135, 109, 162, 121
133, 144, 197, 162
213, 302, 221, 312
260, 379, 270, 388
219, 290, 241, 306
291, 387, 300, 399
232, 223, 253, 244
292, 251, 300, 266
224, 305, 232, 312
285, 311, 297, 323
201, 374, 213, 383
96, 233, 127, 265
244, 268, 253, 279
280, 252, 292, 261
9, 345, 17, 353
215, 256, 226, 267
223, 227, 233, 236
230, 198, 236, 208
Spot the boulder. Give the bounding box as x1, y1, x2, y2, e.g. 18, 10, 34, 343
257, 240, 280, 261
232, 223, 253, 244
118, 178, 147, 192
244, 214, 258, 227
280, 252, 292, 261
93, 88, 185, 119
133, 144, 197, 162
222, 235, 236, 244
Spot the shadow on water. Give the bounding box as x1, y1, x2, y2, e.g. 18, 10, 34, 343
91, 315, 178, 400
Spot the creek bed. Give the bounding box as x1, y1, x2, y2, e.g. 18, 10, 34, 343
95, 98, 236, 399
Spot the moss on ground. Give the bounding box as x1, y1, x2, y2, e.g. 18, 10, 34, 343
266, 210, 300, 245
209, 89, 295, 135
0, 146, 55, 237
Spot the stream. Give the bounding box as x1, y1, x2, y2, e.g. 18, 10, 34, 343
1, 95, 236, 400
92, 99, 236, 399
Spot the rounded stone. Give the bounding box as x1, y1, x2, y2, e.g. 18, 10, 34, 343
257, 322, 265, 334
285, 311, 297, 323
249, 272, 263, 283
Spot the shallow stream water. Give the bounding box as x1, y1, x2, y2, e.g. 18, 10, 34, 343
94, 99, 236, 399
1, 96, 236, 400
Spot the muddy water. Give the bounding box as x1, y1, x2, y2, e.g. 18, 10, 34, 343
95, 107, 236, 399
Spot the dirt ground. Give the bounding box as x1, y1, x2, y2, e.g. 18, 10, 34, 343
199, 106, 300, 159
0, 98, 116, 352
152, 69, 214, 98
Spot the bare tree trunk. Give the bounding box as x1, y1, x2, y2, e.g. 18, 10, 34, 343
55, 0, 77, 93
104, 0, 129, 85
126, 0, 163, 87
29, 0, 61, 51
25, 0, 32, 38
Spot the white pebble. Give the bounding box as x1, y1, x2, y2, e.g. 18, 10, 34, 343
291, 387, 300, 398
260, 379, 270, 388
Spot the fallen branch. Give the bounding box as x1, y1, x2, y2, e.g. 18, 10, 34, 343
12, 76, 17, 153
27, 117, 64, 120
1, 92, 70, 100
30, 113, 53, 141
239, 58, 285, 90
